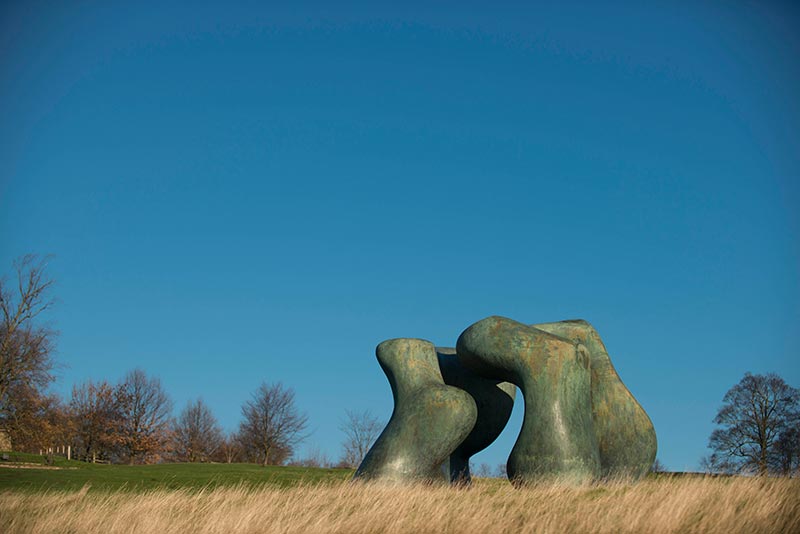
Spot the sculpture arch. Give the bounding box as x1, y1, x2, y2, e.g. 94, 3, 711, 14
355, 316, 656, 485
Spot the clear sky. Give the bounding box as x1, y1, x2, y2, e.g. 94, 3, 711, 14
1, 1, 798, 472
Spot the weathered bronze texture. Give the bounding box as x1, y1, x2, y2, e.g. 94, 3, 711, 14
532, 320, 657, 478
356, 316, 656, 487
436, 347, 516, 483
353, 338, 477, 483
457, 316, 601, 484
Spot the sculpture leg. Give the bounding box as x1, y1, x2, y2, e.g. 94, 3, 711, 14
354, 338, 477, 483
457, 316, 600, 484
533, 320, 657, 479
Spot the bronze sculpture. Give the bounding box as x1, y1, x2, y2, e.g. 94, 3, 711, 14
354, 316, 656, 485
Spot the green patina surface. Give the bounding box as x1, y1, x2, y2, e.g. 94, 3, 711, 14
457, 317, 600, 483
533, 320, 657, 479
356, 316, 656, 486
457, 316, 656, 484
353, 339, 477, 483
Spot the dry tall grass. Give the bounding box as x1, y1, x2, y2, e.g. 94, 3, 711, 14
1, 476, 798, 534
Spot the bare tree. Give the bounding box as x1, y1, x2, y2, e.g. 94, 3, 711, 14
116, 369, 173, 464
698, 455, 717, 474
338, 409, 382, 468
70, 379, 120, 462
238, 382, 308, 466
290, 445, 331, 468
0, 255, 57, 431
215, 432, 241, 464
651, 458, 666, 473
471, 461, 492, 478
172, 398, 223, 462
494, 463, 507, 478
708, 372, 800, 475
774, 425, 800, 477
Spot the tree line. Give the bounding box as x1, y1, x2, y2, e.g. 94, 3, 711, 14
7, 254, 797, 475
57, 369, 312, 465
1, 255, 382, 466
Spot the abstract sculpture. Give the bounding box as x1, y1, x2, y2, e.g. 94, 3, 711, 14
354, 316, 656, 486
457, 316, 600, 483
354, 339, 477, 482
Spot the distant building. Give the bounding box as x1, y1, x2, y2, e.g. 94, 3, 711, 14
0, 428, 11, 451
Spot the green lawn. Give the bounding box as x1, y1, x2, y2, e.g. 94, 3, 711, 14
0, 451, 354, 492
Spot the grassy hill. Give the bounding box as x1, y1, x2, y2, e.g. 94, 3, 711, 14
2, 470, 798, 533
2, 452, 799, 532
0, 451, 353, 492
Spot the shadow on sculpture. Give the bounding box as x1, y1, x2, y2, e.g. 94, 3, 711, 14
437, 347, 515, 483
354, 316, 656, 486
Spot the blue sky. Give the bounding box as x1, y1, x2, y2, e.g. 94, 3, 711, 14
1, 1, 798, 472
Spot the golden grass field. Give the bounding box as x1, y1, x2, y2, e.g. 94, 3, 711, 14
1, 475, 798, 534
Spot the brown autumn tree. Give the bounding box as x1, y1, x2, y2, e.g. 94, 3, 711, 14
0, 255, 58, 448
3, 381, 71, 455
116, 369, 173, 464
214, 431, 242, 464
238, 382, 308, 466
70, 379, 121, 462
172, 398, 223, 462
